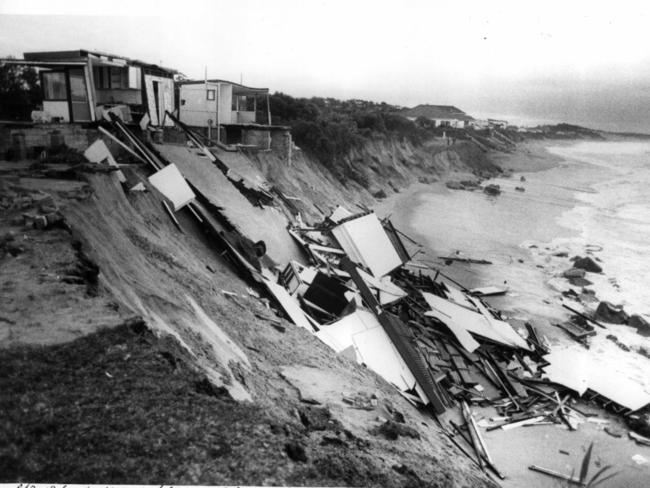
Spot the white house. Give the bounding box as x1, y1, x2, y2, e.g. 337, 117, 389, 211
400, 104, 474, 129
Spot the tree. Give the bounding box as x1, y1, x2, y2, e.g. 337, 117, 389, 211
0, 60, 42, 121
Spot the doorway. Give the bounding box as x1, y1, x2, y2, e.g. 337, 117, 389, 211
68, 68, 91, 122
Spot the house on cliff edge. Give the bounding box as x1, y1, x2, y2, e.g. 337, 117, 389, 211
177, 79, 290, 151
401, 104, 474, 129
1, 49, 177, 126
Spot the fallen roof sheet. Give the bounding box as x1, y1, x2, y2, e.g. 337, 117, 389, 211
154, 143, 304, 264
331, 212, 402, 277
422, 292, 529, 351
315, 309, 417, 391
543, 346, 650, 411
147, 163, 195, 211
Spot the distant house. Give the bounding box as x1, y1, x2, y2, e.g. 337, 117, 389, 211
177, 79, 289, 150
2, 49, 177, 125
400, 104, 474, 129
487, 118, 508, 129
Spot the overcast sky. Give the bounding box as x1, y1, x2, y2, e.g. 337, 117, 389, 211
2, 0, 650, 132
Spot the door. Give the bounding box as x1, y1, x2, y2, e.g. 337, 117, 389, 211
152, 81, 161, 124
68, 68, 91, 122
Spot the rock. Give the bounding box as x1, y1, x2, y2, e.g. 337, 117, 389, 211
573, 256, 603, 273
445, 180, 465, 190
563, 268, 586, 279
483, 184, 501, 195
373, 420, 420, 440
515, 186, 525, 192
629, 314, 650, 337
594, 301, 629, 324
568, 277, 593, 287
553, 251, 569, 257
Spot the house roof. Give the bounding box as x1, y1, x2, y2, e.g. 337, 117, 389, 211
22, 49, 177, 75
401, 104, 474, 121
177, 79, 269, 95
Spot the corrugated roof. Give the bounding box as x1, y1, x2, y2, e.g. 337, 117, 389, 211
401, 104, 474, 121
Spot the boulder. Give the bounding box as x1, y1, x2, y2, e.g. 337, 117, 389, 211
563, 268, 586, 279
568, 277, 593, 287
483, 184, 501, 196
573, 256, 603, 273
445, 180, 465, 190
629, 314, 650, 337
594, 301, 629, 324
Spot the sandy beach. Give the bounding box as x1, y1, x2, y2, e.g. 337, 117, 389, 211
374, 139, 650, 487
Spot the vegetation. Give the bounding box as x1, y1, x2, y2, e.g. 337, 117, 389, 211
264, 93, 436, 185
0, 60, 42, 121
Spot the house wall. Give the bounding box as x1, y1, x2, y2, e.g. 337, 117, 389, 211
179, 83, 218, 127
218, 84, 233, 125
144, 74, 175, 126
43, 101, 70, 122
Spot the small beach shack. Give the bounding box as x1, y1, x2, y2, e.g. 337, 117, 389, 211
401, 104, 474, 129
1, 49, 177, 125
177, 79, 290, 150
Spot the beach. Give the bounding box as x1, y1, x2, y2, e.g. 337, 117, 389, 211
375, 138, 650, 487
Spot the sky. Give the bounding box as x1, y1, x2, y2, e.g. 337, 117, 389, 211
1, 0, 650, 132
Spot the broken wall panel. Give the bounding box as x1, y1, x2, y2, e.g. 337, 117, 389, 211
332, 212, 403, 278
147, 163, 195, 211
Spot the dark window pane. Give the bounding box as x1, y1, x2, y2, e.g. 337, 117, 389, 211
42, 72, 67, 100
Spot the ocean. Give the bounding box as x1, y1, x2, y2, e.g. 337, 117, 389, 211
397, 140, 650, 486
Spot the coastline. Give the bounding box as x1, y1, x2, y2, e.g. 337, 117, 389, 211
374, 137, 650, 488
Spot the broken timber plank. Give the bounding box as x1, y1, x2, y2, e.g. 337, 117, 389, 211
529, 465, 584, 485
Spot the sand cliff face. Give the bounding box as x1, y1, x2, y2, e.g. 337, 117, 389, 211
249, 135, 502, 223
0, 133, 502, 486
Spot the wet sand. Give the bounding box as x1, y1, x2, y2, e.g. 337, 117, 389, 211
373, 139, 650, 487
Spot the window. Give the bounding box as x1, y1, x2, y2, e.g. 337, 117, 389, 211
232, 95, 255, 111
206, 89, 215, 101
110, 68, 124, 88
42, 71, 67, 100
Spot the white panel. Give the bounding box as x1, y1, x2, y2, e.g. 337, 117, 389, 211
147, 163, 195, 211
422, 292, 528, 350
43, 101, 69, 122
84, 139, 125, 183
543, 346, 650, 411
331, 213, 402, 277
314, 309, 416, 391
263, 278, 314, 331
352, 326, 416, 391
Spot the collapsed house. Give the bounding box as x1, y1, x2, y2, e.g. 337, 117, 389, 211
2, 49, 176, 125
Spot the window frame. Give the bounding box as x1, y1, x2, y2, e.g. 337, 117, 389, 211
206, 89, 216, 101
